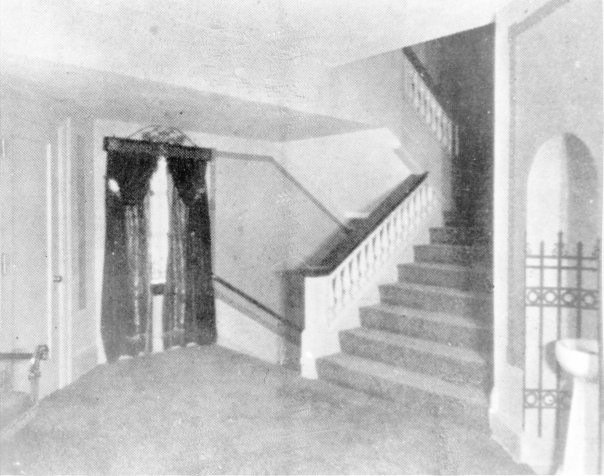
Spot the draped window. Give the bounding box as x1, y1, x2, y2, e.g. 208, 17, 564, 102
101, 136, 214, 362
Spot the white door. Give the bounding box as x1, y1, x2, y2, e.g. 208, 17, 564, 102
0, 111, 73, 397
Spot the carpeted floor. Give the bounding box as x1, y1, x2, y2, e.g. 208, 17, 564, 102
1, 346, 532, 474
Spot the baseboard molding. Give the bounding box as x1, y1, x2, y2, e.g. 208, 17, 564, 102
490, 410, 522, 463
72, 343, 98, 381
216, 296, 301, 369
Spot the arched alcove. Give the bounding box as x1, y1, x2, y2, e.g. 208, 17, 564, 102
523, 134, 600, 462
527, 133, 599, 249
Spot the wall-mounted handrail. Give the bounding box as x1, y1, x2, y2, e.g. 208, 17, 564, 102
213, 275, 302, 332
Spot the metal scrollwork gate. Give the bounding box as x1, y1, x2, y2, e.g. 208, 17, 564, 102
524, 232, 601, 436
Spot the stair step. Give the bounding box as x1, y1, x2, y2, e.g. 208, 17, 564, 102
414, 244, 490, 266
340, 328, 488, 387
398, 262, 492, 292
429, 227, 485, 246
443, 210, 491, 228
379, 282, 492, 318
317, 353, 489, 431
360, 303, 491, 353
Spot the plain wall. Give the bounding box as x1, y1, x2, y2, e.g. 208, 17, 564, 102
280, 129, 411, 219
491, 0, 603, 470
506, 0, 603, 367
324, 49, 453, 208
212, 153, 344, 327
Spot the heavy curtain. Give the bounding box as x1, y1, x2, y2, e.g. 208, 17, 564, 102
101, 149, 158, 361
166, 150, 216, 345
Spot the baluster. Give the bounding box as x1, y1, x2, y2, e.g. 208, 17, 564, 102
440, 114, 445, 144
388, 218, 396, 253
402, 202, 410, 238
327, 275, 336, 324
366, 243, 373, 281
350, 253, 360, 294
341, 263, 351, 307
396, 206, 404, 242
371, 235, 379, 274
358, 245, 367, 286
382, 223, 390, 258
413, 72, 421, 111
373, 233, 381, 266
425, 95, 431, 124
423, 95, 428, 121
334, 271, 343, 314
381, 227, 390, 262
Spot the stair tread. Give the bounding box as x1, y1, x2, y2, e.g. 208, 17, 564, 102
361, 303, 491, 330
416, 243, 488, 252
381, 281, 492, 300
430, 226, 484, 232
399, 261, 491, 273
321, 353, 488, 406
344, 327, 486, 364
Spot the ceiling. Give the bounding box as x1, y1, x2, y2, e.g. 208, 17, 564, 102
1, 0, 504, 139
2, 55, 371, 141
1, 0, 502, 103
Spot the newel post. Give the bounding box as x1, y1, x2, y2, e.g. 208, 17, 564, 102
300, 274, 331, 379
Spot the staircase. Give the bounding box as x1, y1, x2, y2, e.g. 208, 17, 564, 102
316, 212, 493, 431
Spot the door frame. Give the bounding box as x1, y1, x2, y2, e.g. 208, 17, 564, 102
55, 118, 73, 388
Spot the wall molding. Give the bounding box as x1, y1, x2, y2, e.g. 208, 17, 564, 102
506, 0, 571, 368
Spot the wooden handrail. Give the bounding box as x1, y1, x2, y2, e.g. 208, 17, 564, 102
301, 173, 428, 276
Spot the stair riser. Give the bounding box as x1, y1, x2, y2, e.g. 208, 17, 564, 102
360, 308, 491, 353
430, 228, 474, 245
398, 264, 491, 292
379, 286, 492, 318
442, 210, 491, 229
340, 332, 487, 387
317, 358, 489, 432
415, 245, 490, 266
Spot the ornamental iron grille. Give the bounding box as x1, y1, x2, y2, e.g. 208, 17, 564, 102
523, 232, 601, 437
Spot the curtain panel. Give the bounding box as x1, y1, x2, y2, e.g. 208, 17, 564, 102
101, 150, 158, 361
166, 150, 216, 345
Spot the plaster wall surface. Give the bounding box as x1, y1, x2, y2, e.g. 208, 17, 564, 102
280, 129, 411, 219
491, 0, 603, 471
507, 0, 603, 368
0, 88, 99, 397
324, 50, 451, 207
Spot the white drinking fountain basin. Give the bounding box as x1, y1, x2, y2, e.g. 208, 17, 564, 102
555, 338, 600, 475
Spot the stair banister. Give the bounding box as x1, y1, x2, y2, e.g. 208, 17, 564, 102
300, 173, 439, 378
402, 48, 459, 155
